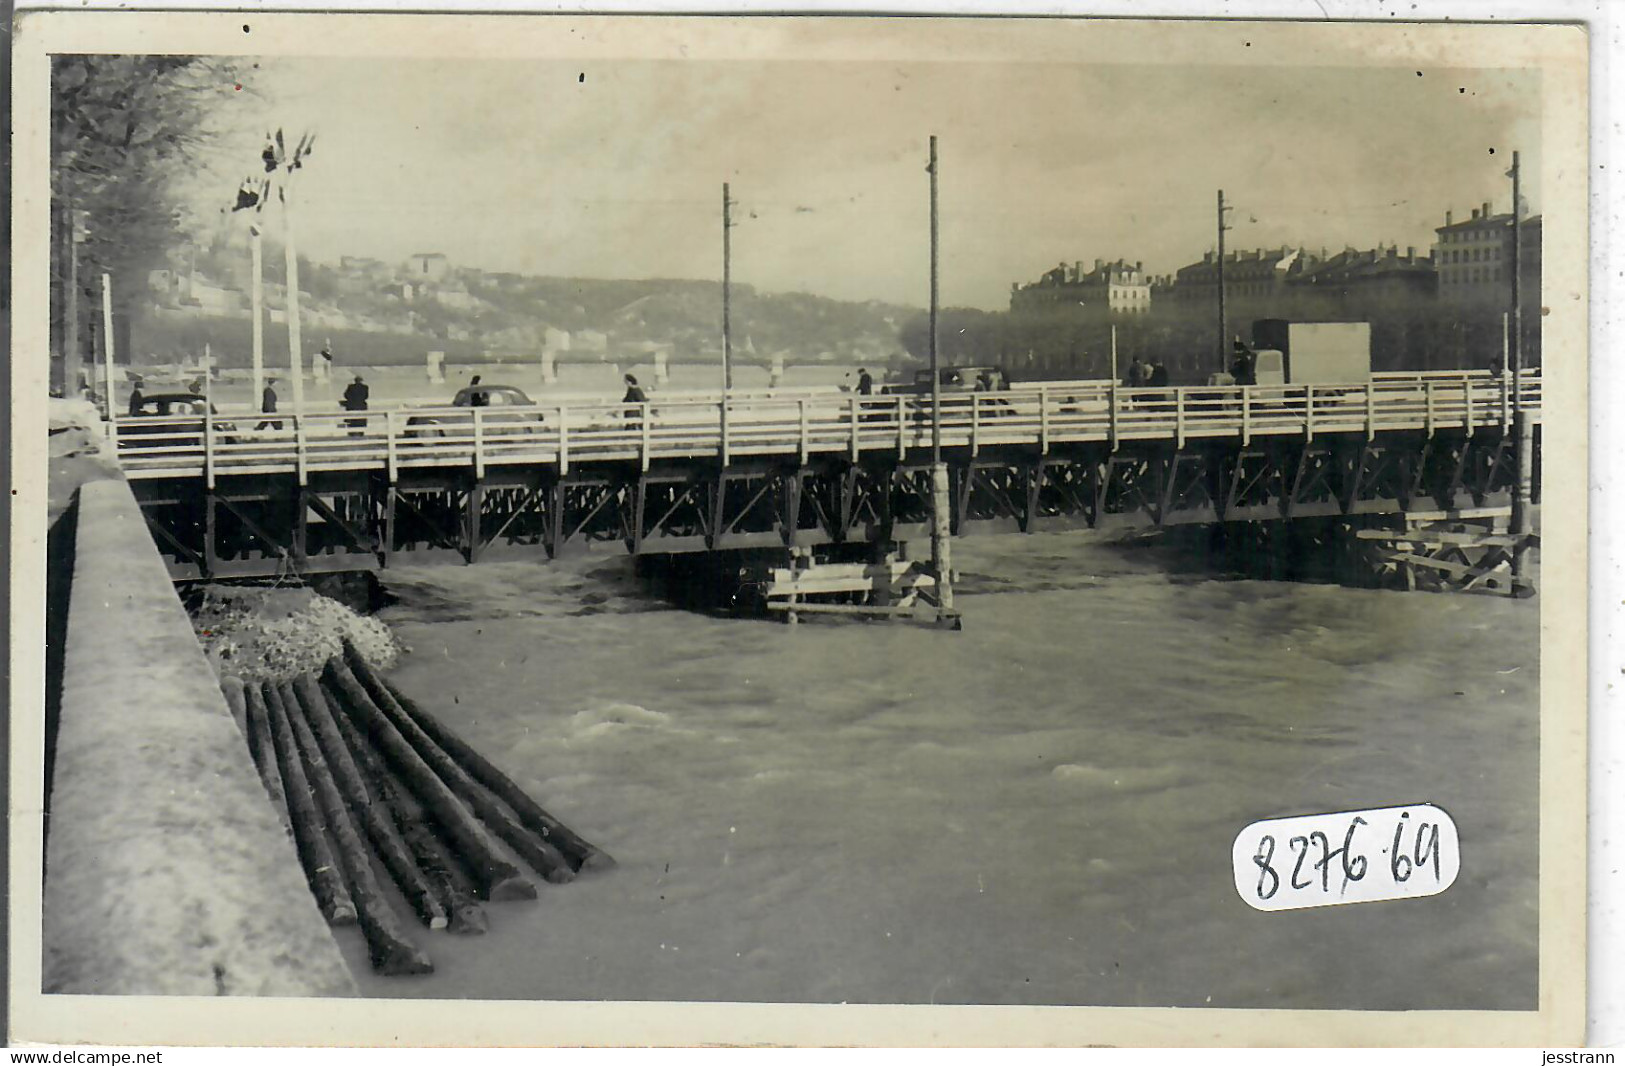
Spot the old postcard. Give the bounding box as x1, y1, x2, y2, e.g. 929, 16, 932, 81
7, 9, 1589, 1047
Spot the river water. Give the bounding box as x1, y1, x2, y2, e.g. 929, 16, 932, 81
334, 531, 1539, 1010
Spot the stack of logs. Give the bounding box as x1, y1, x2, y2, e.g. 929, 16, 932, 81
217, 641, 612, 976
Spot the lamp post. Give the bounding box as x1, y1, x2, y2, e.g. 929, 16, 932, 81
1508, 150, 1533, 583
928, 135, 953, 618
249, 129, 316, 415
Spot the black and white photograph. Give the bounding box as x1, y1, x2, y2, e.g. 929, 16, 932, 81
7, 9, 1590, 1047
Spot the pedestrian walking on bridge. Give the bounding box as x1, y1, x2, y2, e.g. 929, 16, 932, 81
258, 377, 283, 431
622, 374, 648, 432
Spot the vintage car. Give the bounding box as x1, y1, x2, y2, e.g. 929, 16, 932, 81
887, 366, 1013, 394
406, 383, 546, 438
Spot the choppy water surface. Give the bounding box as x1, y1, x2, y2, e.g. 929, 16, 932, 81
340, 532, 1539, 1010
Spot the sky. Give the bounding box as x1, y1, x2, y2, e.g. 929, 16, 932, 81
191, 53, 1542, 311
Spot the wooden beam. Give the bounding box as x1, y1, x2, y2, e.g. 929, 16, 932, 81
215, 494, 289, 559
304, 491, 377, 554
144, 509, 205, 567
390, 488, 462, 552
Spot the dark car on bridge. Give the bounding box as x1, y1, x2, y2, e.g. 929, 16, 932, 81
118, 393, 236, 448
406, 383, 546, 439
885, 366, 1013, 395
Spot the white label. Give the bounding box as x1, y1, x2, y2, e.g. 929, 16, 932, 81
1232, 804, 1460, 911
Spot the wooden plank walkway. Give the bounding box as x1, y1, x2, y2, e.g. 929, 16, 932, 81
112, 371, 1543, 485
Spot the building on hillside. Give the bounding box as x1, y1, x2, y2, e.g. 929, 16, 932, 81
405, 252, 451, 282
1286, 245, 1437, 320
432, 287, 482, 311
543, 326, 571, 353
1433, 202, 1541, 311
336, 256, 392, 296
339, 255, 388, 276
1010, 258, 1152, 314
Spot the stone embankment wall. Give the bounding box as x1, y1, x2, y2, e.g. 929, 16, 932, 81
44, 477, 356, 996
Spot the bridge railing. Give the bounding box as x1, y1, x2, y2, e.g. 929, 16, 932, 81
111, 372, 1542, 484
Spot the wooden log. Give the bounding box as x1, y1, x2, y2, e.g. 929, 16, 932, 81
292, 675, 448, 931
344, 642, 611, 874
280, 681, 434, 976
322, 659, 536, 902
219, 675, 249, 741
324, 681, 488, 934
240, 681, 293, 831
261, 680, 356, 926
337, 647, 577, 883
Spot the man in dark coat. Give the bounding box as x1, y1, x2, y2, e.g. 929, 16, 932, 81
622, 374, 647, 430
127, 376, 146, 418
342, 374, 370, 436
1231, 339, 1257, 386
856, 368, 874, 395
257, 377, 282, 430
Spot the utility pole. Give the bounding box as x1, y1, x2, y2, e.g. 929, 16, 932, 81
928, 134, 954, 620
1217, 189, 1232, 374
722, 182, 733, 392
257, 129, 316, 415
100, 273, 116, 420
65, 208, 82, 400
282, 184, 306, 415
250, 223, 265, 405
1509, 150, 1533, 583
233, 175, 271, 405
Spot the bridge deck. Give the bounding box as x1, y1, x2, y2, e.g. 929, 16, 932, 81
115, 372, 1541, 484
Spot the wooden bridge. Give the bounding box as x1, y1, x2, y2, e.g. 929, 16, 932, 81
118, 371, 1541, 581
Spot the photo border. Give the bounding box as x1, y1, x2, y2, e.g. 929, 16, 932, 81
7, 9, 1591, 1046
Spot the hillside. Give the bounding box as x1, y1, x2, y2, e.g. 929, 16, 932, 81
134, 258, 920, 370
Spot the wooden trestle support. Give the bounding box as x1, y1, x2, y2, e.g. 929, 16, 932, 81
134, 425, 1537, 601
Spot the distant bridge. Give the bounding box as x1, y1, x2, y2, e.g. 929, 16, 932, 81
117, 372, 1541, 581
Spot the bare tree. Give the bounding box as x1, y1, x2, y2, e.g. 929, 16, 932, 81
52, 55, 251, 367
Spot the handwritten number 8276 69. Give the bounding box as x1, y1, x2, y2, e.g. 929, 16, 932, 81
1251, 811, 1444, 902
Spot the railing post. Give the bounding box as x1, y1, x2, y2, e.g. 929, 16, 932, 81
558, 406, 570, 475
204, 412, 216, 490
1304, 385, 1315, 442
896, 395, 906, 455
849, 396, 860, 461
1502, 373, 1513, 429
385, 409, 398, 482
1365, 381, 1376, 441
1424, 380, 1435, 438
1039, 385, 1050, 454
641, 402, 651, 472
1464, 378, 1475, 438
472, 406, 485, 479
107, 415, 119, 457
970, 394, 980, 458
798, 398, 809, 465
722, 399, 732, 466
294, 413, 308, 486
1241, 386, 1251, 447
